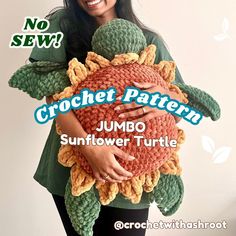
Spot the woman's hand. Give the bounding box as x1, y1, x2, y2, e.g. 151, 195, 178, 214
46, 96, 135, 183
79, 143, 134, 183
114, 81, 183, 123
114, 81, 167, 123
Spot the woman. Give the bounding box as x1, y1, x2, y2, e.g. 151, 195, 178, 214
29, 0, 184, 235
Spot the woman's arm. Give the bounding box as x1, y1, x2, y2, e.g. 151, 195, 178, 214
46, 96, 134, 183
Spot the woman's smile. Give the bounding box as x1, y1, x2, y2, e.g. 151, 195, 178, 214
85, 0, 103, 9
79, 0, 106, 12
78, 0, 117, 23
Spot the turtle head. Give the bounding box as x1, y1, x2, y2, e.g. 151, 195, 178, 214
91, 19, 147, 60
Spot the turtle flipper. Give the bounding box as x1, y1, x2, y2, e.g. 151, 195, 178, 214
175, 83, 221, 121
64, 179, 101, 236
149, 174, 184, 216
8, 61, 70, 100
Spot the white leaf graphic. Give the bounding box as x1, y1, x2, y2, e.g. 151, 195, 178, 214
222, 17, 229, 33
213, 146, 232, 164
214, 33, 227, 41
202, 136, 215, 153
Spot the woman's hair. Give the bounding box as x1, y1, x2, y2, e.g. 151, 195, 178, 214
49, 0, 160, 63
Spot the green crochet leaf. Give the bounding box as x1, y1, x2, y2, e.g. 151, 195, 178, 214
64, 179, 101, 236
148, 174, 184, 216
175, 83, 221, 121
9, 61, 70, 100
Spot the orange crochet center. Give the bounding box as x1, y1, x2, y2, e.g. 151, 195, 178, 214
73, 63, 178, 176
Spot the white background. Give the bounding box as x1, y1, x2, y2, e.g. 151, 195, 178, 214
0, 0, 236, 235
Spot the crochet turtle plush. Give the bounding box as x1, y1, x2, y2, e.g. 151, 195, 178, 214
9, 19, 220, 236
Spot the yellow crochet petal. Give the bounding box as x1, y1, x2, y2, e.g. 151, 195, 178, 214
138, 44, 156, 65
70, 164, 95, 196
52, 86, 76, 100
55, 122, 63, 135
67, 58, 88, 86
143, 169, 160, 192
96, 181, 119, 205
168, 84, 188, 104
152, 61, 176, 83
86, 52, 111, 68
177, 128, 185, 144
159, 152, 182, 175
58, 145, 77, 167
85, 60, 101, 75
111, 53, 139, 66
85, 52, 110, 75
118, 176, 145, 204
176, 128, 185, 151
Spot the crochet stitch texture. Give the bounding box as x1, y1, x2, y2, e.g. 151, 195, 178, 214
9, 19, 221, 236
52, 19, 220, 235
92, 19, 147, 60
9, 61, 70, 100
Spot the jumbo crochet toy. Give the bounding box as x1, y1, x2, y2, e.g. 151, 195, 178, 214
9, 19, 220, 236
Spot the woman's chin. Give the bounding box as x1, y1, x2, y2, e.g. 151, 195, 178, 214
87, 9, 107, 17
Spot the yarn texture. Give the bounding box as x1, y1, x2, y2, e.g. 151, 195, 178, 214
9, 61, 69, 100
74, 63, 179, 176
64, 173, 184, 236
148, 174, 184, 216
65, 180, 101, 236
92, 19, 147, 60
8, 18, 221, 236
53, 20, 220, 235
175, 82, 221, 121
56, 47, 186, 207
